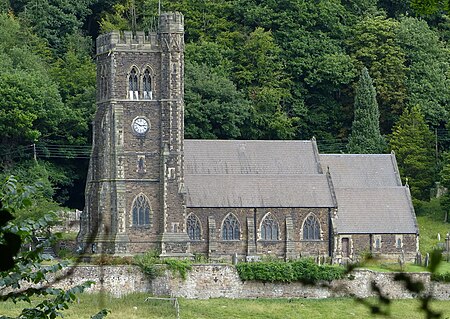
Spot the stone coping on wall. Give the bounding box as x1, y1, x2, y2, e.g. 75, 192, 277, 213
17, 264, 450, 300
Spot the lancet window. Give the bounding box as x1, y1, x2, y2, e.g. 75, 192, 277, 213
222, 214, 240, 240
187, 214, 201, 240
302, 214, 320, 240
143, 68, 152, 100
260, 214, 279, 240
132, 193, 150, 225
128, 67, 139, 100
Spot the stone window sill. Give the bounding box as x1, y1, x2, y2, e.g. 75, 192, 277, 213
132, 225, 151, 229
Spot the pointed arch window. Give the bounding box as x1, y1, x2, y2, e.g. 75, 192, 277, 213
260, 214, 279, 240
143, 68, 152, 100
222, 214, 240, 240
187, 214, 201, 240
132, 194, 150, 226
129, 67, 139, 100
302, 215, 320, 240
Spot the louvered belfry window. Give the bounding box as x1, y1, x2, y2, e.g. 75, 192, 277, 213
222, 214, 240, 240
129, 68, 139, 100
303, 215, 320, 240
132, 194, 150, 226
143, 68, 152, 99
187, 214, 201, 240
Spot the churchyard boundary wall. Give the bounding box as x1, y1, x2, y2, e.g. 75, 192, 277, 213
40, 264, 450, 300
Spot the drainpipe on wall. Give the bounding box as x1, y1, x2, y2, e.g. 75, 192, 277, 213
328, 208, 332, 257
254, 208, 257, 251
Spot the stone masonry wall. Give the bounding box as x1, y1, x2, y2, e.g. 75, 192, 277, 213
187, 207, 330, 261
42, 265, 450, 300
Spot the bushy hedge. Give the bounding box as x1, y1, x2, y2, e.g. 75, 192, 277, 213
236, 259, 345, 283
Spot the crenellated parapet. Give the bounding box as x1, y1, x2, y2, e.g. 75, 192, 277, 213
96, 31, 160, 55
159, 12, 184, 33
96, 12, 184, 55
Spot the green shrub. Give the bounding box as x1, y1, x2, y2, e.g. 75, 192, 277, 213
133, 251, 161, 279
164, 258, 192, 280
431, 272, 450, 282
236, 258, 345, 283
56, 247, 76, 260
236, 261, 295, 282
133, 252, 193, 280
193, 253, 208, 263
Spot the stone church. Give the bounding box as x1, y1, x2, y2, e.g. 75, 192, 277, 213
77, 12, 419, 262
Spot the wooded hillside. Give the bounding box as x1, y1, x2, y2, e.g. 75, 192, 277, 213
1, 0, 450, 214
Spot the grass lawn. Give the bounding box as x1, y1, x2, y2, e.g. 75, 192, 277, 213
417, 215, 450, 255
1, 293, 450, 319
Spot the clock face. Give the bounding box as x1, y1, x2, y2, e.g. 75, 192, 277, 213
132, 117, 149, 135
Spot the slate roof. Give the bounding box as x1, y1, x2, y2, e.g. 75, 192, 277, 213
184, 140, 320, 175
184, 140, 333, 208
332, 188, 417, 233
183, 140, 418, 234
185, 174, 334, 208
321, 154, 418, 234
320, 154, 401, 188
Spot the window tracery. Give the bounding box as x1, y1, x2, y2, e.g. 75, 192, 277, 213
302, 214, 320, 240
132, 193, 150, 226
187, 214, 201, 240
260, 214, 279, 240
222, 214, 240, 240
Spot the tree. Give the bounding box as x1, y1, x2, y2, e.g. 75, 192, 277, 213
0, 14, 94, 207
347, 67, 385, 154
0, 14, 66, 162
396, 17, 450, 128
410, 0, 450, 14
439, 152, 450, 221
184, 60, 250, 139
50, 33, 96, 146
231, 27, 297, 139
390, 106, 435, 200
0, 176, 109, 319
347, 15, 407, 133
14, 0, 94, 56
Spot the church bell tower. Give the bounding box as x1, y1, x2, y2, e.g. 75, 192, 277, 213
78, 12, 191, 256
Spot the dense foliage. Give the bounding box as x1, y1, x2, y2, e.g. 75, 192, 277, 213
1, 0, 450, 211
0, 176, 108, 319
390, 106, 436, 200
236, 259, 345, 283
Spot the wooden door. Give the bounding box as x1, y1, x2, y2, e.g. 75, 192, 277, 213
342, 238, 350, 257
